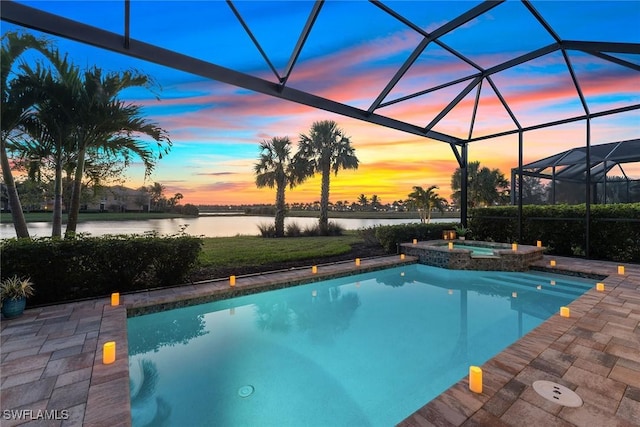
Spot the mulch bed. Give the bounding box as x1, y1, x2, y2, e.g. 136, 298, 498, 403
187, 242, 389, 282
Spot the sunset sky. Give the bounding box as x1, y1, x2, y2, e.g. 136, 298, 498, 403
3, 1, 639, 205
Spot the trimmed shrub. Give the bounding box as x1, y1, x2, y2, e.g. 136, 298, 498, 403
469, 203, 639, 262
374, 222, 460, 253
0, 234, 203, 306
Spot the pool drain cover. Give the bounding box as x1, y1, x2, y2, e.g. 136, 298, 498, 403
238, 385, 255, 398
532, 380, 582, 407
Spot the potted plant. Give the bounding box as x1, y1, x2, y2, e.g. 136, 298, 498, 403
455, 226, 471, 240
1, 276, 35, 319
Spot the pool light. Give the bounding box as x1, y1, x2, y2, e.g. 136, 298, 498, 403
537, 240, 542, 247
550, 260, 556, 267
312, 265, 318, 274
512, 243, 518, 251
448, 242, 454, 250
103, 341, 116, 364
110, 292, 119, 306
560, 307, 570, 317
596, 283, 605, 291
469, 366, 482, 393
412, 239, 417, 244
229, 276, 236, 287
355, 258, 361, 266
618, 265, 625, 275
400, 254, 405, 260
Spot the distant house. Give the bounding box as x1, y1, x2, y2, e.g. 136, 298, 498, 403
85, 186, 150, 212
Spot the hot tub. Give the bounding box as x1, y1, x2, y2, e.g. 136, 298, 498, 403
400, 240, 545, 271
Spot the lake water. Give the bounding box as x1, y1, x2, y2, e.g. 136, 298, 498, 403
0, 216, 455, 239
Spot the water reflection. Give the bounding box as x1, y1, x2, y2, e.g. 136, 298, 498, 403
254, 287, 361, 343
1, 216, 452, 238
128, 314, 208, 355
375, 273, 412, 288
130, 359, 172, 427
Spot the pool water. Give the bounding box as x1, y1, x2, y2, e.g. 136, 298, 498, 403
127, 265, 594, 426
450, 243, 496, 256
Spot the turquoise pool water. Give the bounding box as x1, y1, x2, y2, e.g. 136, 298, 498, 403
127, 265, 594, 426
450, 243, 496, 256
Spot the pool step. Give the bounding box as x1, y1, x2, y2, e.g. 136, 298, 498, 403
479, 276, 590, 299
490, 273, 592, 294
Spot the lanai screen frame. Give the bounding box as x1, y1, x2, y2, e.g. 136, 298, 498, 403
2, 0, 639, 258
511, 139, 640, 205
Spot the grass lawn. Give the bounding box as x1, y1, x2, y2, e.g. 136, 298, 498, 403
198, 234, 363, 270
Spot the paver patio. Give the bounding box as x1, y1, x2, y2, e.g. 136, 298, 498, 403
1, 255, 638, 426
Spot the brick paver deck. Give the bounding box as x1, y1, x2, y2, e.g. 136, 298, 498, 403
1, 255, 638, 426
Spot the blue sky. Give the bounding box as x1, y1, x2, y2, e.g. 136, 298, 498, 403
3, 1, 639, 204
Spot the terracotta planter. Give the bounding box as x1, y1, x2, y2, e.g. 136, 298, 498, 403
1, 297, 26, 319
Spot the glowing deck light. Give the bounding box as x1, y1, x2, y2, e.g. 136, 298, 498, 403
469, 366, 482, 393
103, 341, 116, 364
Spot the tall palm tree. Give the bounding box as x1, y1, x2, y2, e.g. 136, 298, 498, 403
17, 51, 82, 237
294, 120, 358, 235
407, 185, 446, 223
1, 31, 51, 238
65, 67, 171, 237
254, 136, 297, 237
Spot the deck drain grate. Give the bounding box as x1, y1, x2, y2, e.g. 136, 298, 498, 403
238, 385, 255, 398
532, 380, 582, 407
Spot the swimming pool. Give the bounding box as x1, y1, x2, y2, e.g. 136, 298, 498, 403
127, 264, 594, 426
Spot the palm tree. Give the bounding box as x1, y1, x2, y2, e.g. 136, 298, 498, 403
1, 32, 51, 238
357, 194, 368, 211
407, 185, 446, 223
254, 136, 297, 237
294, 120, 358, 235
65, 67, 171, 237
370, 194, 381, 211
17, 51, 83, 237
451, 161, 510, 208
147, 182, 165, 211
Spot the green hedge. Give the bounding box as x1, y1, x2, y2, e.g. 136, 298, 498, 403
372, 222, 460, 253
469, 203, 640, 262
1, 234, 203, 306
